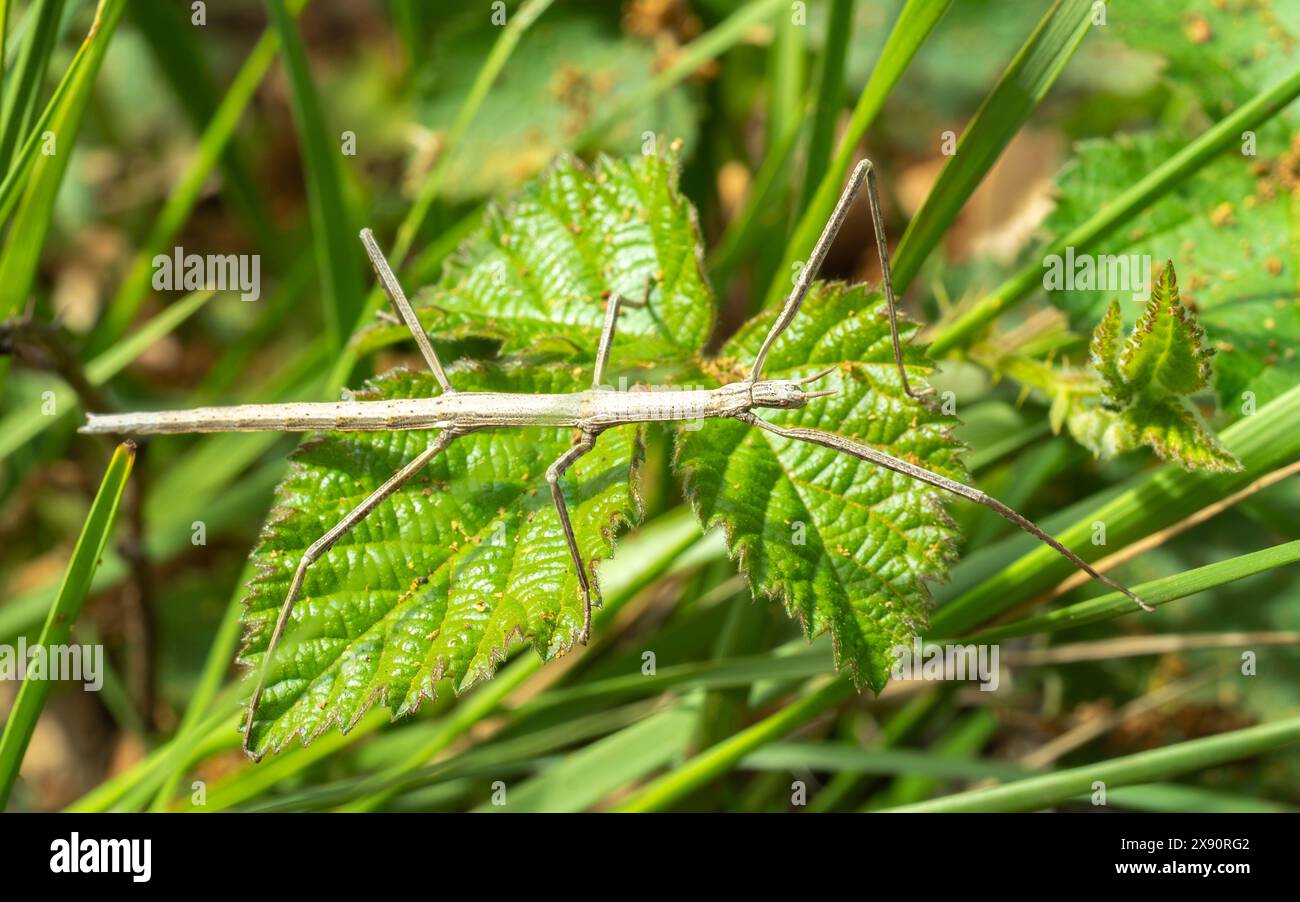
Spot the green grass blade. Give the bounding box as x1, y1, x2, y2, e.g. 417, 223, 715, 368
869, 710, 998, 808
326, 0, 555, 392
961, 540, 1300, 645
0, 0, 125, 320
889, 0, 1097, 293
707, 109, 804, 284
805, 690, 949, 812
1102, 784, 1299, 814
393, 0, 556, 266
0, 0, 8, 116
477, 702, 701, 813
576, 0, 788, 152
0, 441, 135, 809
762, 0, 952, 310
523, 650, 829, 713
245, 702, 660, 812
798, 0, 853, 216
886, 715, 1300, 812
746, 739, 1021, 782
65, 702, 238, 813
929, 62, 1300, 356
0, 0, 65, 173
767, 6, 805, 165
265, 0, 363, 348
0, 5, 101, 224
93, 0, 310, 350
148, 568, 252, 811
388, 0, 423, 73
129, 0, 274, 248
750, 749, 1298, 812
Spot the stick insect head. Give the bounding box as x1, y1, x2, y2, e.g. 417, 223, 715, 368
749, 365, 838, 410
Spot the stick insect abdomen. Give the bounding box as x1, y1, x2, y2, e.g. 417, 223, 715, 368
581, 383, 752, 428
80, 398, 451, 435
77, 386, 748, 436
435, 391, 584, 429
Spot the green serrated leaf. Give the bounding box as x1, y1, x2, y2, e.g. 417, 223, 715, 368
1126, 397, 1243, 473
240, 364, 642, 756
1075, 261, 1243, 472
1109, 0, 1300, 122
674, 284, 965, 691
1090, 299, 1126, 404
354, 151, 713, 366
1119, 262, 1212, 398
1045, 132, 1300, 407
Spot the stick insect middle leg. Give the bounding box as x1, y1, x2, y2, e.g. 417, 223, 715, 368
591, 275, 652, 389
243, 428, 462, 758
545, 429, 602, 643
360, 228, 456, 394
735, 412, 1153, 612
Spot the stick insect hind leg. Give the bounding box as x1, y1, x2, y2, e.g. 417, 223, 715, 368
243, 429, 465, 758
735, 412, 1153, 612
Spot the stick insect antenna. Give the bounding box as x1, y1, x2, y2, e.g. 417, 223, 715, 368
749, 160, 916, 399
736, 412, 1154, 613
360, 228, 455, 394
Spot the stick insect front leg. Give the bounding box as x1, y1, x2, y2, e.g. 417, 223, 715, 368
546, 430, 602, 643
243, 428, 462, 758
749, 159, 919, 401
735, 412, 1153, 612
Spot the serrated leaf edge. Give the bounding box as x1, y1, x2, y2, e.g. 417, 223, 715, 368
237, 362, 646, 757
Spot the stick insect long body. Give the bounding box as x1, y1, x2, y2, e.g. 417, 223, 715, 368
82, 160, 1152, 759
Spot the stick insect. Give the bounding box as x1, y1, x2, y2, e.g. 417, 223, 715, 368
82, 160, 1152, 758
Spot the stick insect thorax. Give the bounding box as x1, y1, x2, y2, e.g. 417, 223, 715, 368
80, 161, 1153, 760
